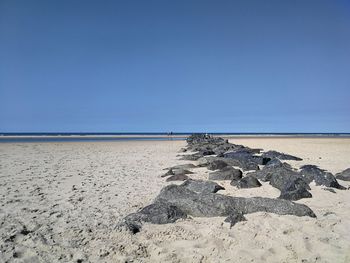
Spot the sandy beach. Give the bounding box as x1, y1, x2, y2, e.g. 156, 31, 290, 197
1, 138, 350, 263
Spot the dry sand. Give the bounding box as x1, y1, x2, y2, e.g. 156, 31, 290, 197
0, 138, 349, 263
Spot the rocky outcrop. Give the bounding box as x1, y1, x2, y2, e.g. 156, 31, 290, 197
124, 134, 327, 233
121, 184, 316, 233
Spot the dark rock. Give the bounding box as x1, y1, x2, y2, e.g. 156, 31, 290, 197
120, 202, 187, 233
181, 179, 225, 194
212, 143, 241, 156
226, 146, 262, 154
122, 183, 316, 233
336, 168, 350, 181
266, 159, 293, 170
268, 168, 312, 201
259, 157, 271, 165
248, 164, 297, 182
224, 211, 247, 227
166, 174, 189, 182
231, 176, 262, 188
264, 158, 283, 168
186, 133, 226, 146
155, 185, 316, 218
239, 161, 259, 171
208, 166, 242, 181
184, 134, 262, 167
246, 169, 271, 182
262, 150, 302, 161
207, 160, 228, 170
225, 158, 259, 171
300, 165, 345, 189
224, 150, 270, 165
202, 156, 259, 171
278, 178, 312, 201
185, 134, 231, 155
269, 169, 309, 191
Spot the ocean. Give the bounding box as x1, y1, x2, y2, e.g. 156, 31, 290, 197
0, 133, 350, 143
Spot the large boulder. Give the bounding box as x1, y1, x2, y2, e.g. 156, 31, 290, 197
155, 185, 316, 218
268, 167, 312, 201
279, 178, 312, 201
336, 168, 350, 181
300, 165, 345, 189
269, 170, 308, 191
231, 176, 262, 188
120, 202, 187, 233
208, 166, 242, 181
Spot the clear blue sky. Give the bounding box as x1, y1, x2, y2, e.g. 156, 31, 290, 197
1, 0, 349, 133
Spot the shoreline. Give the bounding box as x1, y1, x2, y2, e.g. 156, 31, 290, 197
1, 133, 350, 140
